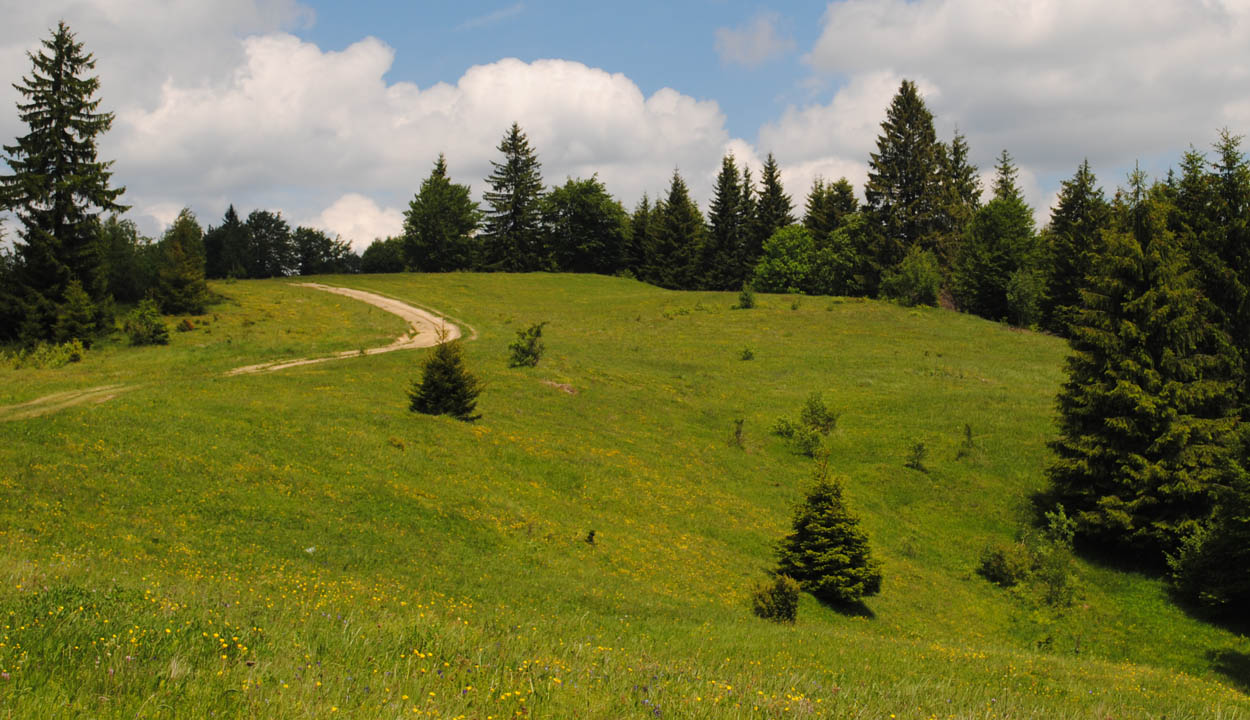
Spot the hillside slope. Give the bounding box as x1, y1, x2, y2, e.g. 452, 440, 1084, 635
1, 274, 1246, 719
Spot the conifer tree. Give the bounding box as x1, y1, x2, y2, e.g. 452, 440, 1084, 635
403, 154, 481, 272
934, 130, 982, 269
776, 477, 883, 604
1043, 160, 1111, 333
624, 194, 654, 277
482, 123, 546, 271
52, 278, 96, 346
704, 154, 747, 290
747, 153, 794, 275
154, 208, 209, 314
804, 177, 858, 241
864, 79, 943, 282
204, 205, 249, 279
1, 22, 127, 342
1048, 172, 1241, 558
647, 170, 706, 289
409, 332, 482, 422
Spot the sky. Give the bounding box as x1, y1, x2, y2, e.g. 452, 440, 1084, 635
2, 0, 1250, 250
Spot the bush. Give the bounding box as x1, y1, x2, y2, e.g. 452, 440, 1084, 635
410, 331, 481, 421
880, 246, 941, 307
751, 575, 800, 623
508, 321, 547, 368
1006, 267, 1046, 328
905, 442, 928, 472
752, 226, 815, 293
777, 478, 882, 604
978, 541, 1032, 587
728, 418, 745, 449
740, 347, 754, 361
773, 392, 838, 457
799, 392, 838, 434
7, 339, 86, 369
123, 298, 169, 346
735, 283, 756, 309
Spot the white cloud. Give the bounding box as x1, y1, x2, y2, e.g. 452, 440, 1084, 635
458, 3, 525, 31
715, 12, 796, 68
310, 194, 404, 251
801, 0, 1250, 210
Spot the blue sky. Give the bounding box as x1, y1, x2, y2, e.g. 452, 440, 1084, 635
3, 1, 1250, 247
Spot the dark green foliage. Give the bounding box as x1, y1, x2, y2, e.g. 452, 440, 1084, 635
776, 478, 883, 605
99, 215, 157, 303
409, 334, 481, 421
204, 206, 249, 279
542, 176, 627, 274
728, 418, 746, 448
954, 152, 1040, 323
623, 195, 654, 277
123, 297, 168, 346
751, 225, 814, 293
905, 442, 928, 472
1169, 478, 1250, 618
507, 321, 547, 368
1048, 173, 1241, 559
934, 130, 982, 270
154, 208, 209, 315
704, 154, 751, 290
978, 542, 1032, 587
739, 347, 754, 361
747, 154, 794, 275
482, 123, 546, 271
734, 283, 756, 309
804, 177, 858, 241
403, 154, 481, 272
881, 246, 941, 307
864, 80, 944, 282
1, 22, 126, 342
52, 279, 97, 346
809, 212, 874, 297
1042, 160, 1111, 333
293, 226, 357, 276
751, 575, 800, 623
1006, 267, 1046, 327
243, 210, 295, 278
773, 392, 837, 457
360, 237, 406, 274
799, 391, 838, 435
646, 170, 706, 289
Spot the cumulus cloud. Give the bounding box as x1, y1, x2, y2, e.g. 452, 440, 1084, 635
801, 0, 1250, 202
309, 194, 405, 251
715, 12, 795, 68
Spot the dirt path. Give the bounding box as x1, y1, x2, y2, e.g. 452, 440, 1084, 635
1, 284, 463, 420
226, 283, 462, 375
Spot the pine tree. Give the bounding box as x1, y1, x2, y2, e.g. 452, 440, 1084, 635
776, 478, 883, 605
934, 130, 981, 269
864, 79, 943, 282
735, 166, 759, 282
748, 153, 794, 275
953, 150, 1038, 321
1043, 160, 1111, 333
804, 177, 858, 242
647, 170, 706, 289
624, 194, 654, 277
409, 332, 481, 421
52, 278, 96, 346
704, 154, 747, 290
204, 205, 248, 279
542, 175, 628, 274
154, 208, 209, 314
1048, 172, 1241, 559
482, 123, 546, 271
403, 154, 482, 272
1, 22, 127, 342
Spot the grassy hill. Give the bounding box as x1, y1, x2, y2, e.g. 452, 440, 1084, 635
1, 273, 1247, 718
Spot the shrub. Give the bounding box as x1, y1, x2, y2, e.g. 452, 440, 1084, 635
53, 279, 97, 347
751, 575, 800, 623
735, 283, 756, 309
7, 339, 86, 369
123, 298, 169, 346
799, 392, 838, 434
728, 418, 745, 449
508, 321, 547, 368
956, 423, 976, 459
777, 478, 882, 604
978, 541, 1032, 587
1006, 267, 1046, 328
773, 393, 837, 457
905, 442, 928, 472
739, 347, 754, 361
176, 318, 196, 332
410, 331, 481, 421
881, 246, 941, 307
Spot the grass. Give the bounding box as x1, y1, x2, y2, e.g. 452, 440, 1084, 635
0, 272, 1247, 718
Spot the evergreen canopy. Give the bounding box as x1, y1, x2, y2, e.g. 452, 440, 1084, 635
776, 478, 883, 605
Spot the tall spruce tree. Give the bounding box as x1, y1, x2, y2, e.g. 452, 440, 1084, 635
403, 154, 481, 272
647, 170, 706, 290
1048, 172, 1241, 559
953, 150, 1038, 321
625, 194, 655, 278
1043, 160, 1111, 334
204, 205, 248, 279
934, 130, 982, 269
482, 123, 546, 271
704, 154, 748, 290
804, 177, 858, 241
154, 208, 209, 315
0, 22, 126, 343
776, 478, 883, 605
864, 79, 943, 285
748, 153, 794, 276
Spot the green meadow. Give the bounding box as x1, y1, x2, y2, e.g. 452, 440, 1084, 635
1, 273, 1247, 718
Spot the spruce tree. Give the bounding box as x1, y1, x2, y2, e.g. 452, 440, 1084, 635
403, 154, 482, 272
704, 154, 747, 290
624, 194, 654, 278
776, 478, 883, 605
1, 22, 127, 342
1048, 172, 1241, 559
154, 209, 209, 314
934, 130, 982, 270
52, 278, 96, 346
647, 170, 706, 290
542, 175, 628, 274
864, 79, 943, 283
409, 333, 481, 421
482, 123, 546, 271
204, 205, 248, 279
1043, 160, 1111, 334
804, 177, 858, 242
747, 153, 794, 275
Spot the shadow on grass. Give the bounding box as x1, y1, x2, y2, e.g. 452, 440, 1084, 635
1208, 649, 1250, 694
818, 598, 876, 619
